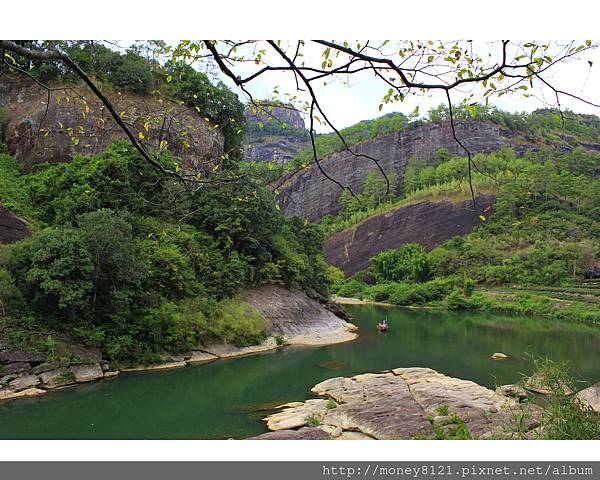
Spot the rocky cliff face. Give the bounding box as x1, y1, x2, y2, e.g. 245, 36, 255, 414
0, 206, 31, 244
0, 75, 224, 174
244, 104, 305, 130
244, 135, 307, 163
243, 103, 308, 163
324, 195, 496, 276
276, 121, 529, 222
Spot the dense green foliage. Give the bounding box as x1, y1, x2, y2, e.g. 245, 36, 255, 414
371, 244, 430, 283
331, 143, 600, 324
0, 142, 332, 363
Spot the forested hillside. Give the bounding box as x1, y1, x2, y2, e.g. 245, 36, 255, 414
329, 142, 600, 324
0, 44, 335, 364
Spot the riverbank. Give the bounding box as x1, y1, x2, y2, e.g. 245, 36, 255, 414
2, 305, 599, 439
1, 286, 358, 403
334, 286, 600, 326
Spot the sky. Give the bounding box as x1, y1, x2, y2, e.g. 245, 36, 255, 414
199, 40, 600, 133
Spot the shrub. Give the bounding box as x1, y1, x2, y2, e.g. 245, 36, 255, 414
446, 289, 470, 310
203, 298, 269, 347
371, 244, 430, 283
335, 279, 367, 298
523, 358, 600, 439
304, 413, 323, 427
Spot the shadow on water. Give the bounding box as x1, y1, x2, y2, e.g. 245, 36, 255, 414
1, 305, 599, 439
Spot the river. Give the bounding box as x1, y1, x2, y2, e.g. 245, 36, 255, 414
1, 305, 599, 439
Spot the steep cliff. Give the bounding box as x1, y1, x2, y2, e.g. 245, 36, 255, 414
0, 75, 224, 173
243, 103, 309, 163
276, 121, 531, 222
324, 195, 496, 276
244, 103, 305, 130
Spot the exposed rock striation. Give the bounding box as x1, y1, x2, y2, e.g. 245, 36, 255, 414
324, 195, 496, 276
255, 367, 540, 440
244, 104, 305, 130
276, 121, 529, 222
0, 75, 224, 174
243, 286, 358, 345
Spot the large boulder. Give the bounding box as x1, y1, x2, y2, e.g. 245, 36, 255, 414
1, 362, 31, 375
39, 368, 75, 389
261, 367, 539, 440
0, 205, 31, 244
8, 374, 40, 392
70, 364, 103, 383
575, 382, 600, 413
0, 350, 47, 364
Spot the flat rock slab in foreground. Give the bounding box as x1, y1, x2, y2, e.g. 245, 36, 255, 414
254, 367, 540, 440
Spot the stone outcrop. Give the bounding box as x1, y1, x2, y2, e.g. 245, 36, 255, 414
276, 121, 530, 222
243, 286, 358, 345
243, 103, 307, 163
244, 136, 307, 163
324, 195, 496, 276
70, 364, 104, 383
244, 104, 305, 130
0, 74, 224, 174
575, 382, 600, 413
256, 367, 540, 440
0, 205, 31, 244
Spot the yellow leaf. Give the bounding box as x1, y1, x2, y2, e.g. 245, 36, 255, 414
138, 132, 145, 140
478, 215, 486, 221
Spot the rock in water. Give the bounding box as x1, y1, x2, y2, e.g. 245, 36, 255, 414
575, 382, 600, 413
491, 352, 509, 360
496, 384, 527, 400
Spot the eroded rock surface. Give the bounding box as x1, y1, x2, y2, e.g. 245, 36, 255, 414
0, 75, 224, 175
277, 121, 530, 222
243, 286, 358, 345
70, 364, 104, 383
260, 367, 540, 440
324, 196, 495, 276
576, 382, 600, 413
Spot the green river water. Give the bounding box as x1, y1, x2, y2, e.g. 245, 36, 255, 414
1, 305, 599, 439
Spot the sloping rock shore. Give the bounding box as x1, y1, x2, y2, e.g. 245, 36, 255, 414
252, 367, 541, 440
243, 286, 358, 345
